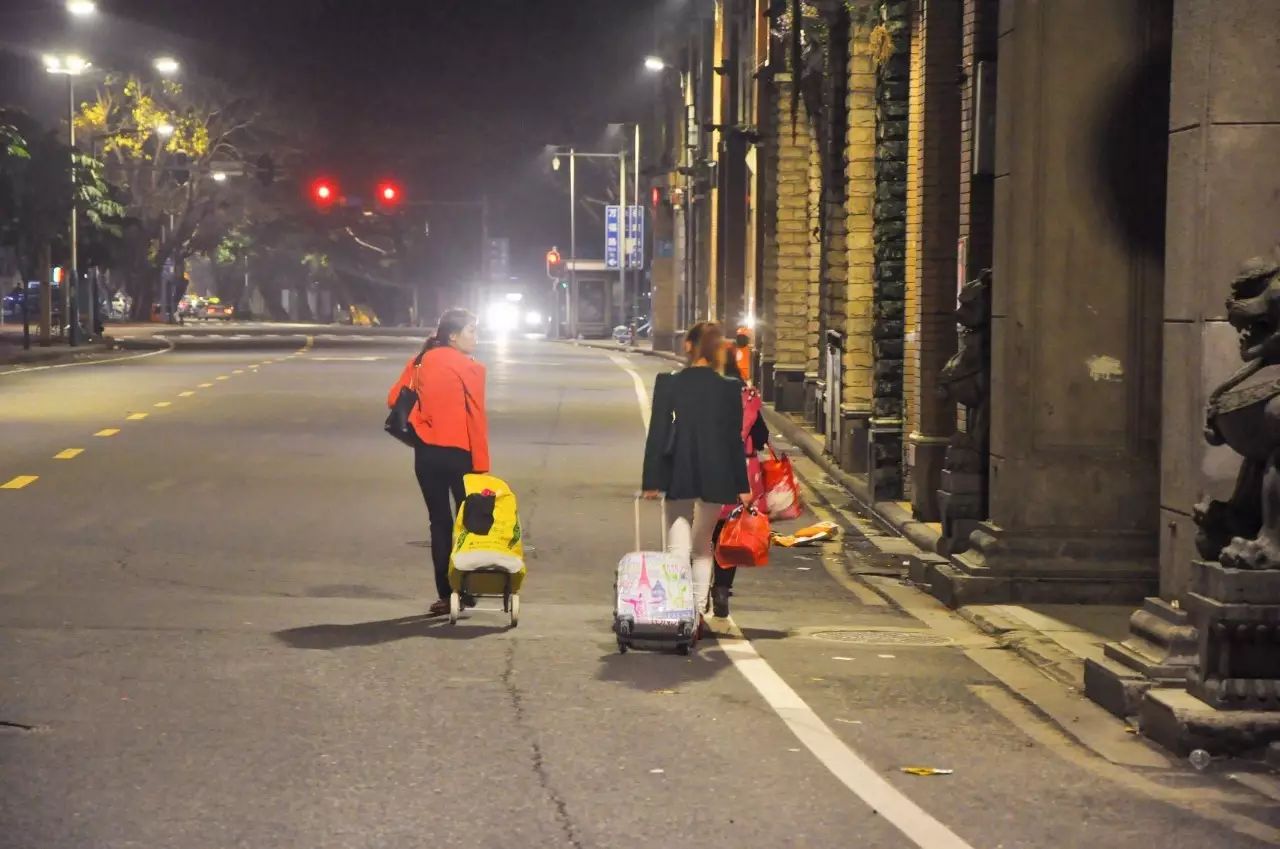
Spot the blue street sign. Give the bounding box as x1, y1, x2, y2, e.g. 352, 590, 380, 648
605, 206, 621, 269
625, 205, 645, 270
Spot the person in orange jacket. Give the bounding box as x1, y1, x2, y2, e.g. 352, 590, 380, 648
731, 326, 753, 385
387, 308, 489, 616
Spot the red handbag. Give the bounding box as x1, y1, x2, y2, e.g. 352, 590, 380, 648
761, 446, 802, 520
715, 506, 771, 567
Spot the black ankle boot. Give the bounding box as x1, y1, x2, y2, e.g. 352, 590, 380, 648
711, 587, 731, 618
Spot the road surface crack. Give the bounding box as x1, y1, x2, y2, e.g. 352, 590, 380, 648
501, 643, 584, 849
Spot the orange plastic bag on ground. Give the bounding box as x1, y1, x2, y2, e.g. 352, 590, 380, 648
715, 506, 771, 567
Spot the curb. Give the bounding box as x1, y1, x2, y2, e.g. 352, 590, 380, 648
0, 340, 115, 367
758, 406, 943, 555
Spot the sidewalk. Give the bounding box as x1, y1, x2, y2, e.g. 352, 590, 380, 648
0, 326, 116, 367
758, 401, 1137, 705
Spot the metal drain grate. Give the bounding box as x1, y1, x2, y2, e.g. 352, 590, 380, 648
807, 629, 953, 647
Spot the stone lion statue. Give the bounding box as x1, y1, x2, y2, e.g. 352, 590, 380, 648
1196, 257, 1280, 569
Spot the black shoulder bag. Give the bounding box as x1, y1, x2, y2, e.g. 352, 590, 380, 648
385, 352, 425, 447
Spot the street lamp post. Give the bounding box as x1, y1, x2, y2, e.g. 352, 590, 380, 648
44, 53, 89, 345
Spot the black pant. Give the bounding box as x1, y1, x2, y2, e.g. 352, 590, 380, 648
711, 519, 736, 588
414, 444, 472, 599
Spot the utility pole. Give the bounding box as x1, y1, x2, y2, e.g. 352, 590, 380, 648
569, 150, 577, 339
619, 148, 626, 329
67, 72, 80, 345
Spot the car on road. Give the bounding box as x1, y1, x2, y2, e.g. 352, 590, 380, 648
202, 299, 234, 321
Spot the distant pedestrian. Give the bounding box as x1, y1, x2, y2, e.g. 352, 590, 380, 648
387, 308, 489, 616
642, 321, 752, 622
705, 350, 768, 617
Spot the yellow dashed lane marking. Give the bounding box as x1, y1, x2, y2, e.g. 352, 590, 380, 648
126, 413, 148, 421
199, 383, 213, 388
216, 376, 230, 381
154, 401, 172, 408
54, 449, 84, 460
95, 428, 120, 437
178, 391, 195, 398
233, 369, 245, 374
1, 476, 38, 490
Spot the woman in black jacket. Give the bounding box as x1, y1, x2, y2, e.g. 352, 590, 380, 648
642, 322, 752, 618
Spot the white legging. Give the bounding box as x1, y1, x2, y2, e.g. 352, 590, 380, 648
665, 499, 721, 613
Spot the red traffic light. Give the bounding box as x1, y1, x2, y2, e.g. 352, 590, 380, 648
311, 178, 338, 208
651, 186, 662, 209
545, 247, 564, 280
377, 181, 402, 206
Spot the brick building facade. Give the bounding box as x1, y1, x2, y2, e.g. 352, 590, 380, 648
648, 0, 1280, 753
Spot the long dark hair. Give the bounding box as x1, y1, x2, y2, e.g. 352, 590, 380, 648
684, 321, 725, 367
422, 308, 476, 353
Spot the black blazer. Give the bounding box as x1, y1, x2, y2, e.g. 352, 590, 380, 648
642, 366, 750, 504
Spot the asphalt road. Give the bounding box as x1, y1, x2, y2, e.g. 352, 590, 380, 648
1, 335, 1276, 848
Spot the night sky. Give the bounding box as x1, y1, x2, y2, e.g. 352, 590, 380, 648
0, 0, 674, 280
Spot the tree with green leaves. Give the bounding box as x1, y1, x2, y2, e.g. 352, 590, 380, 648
0, 110, 123, 341
76, 74, 259, 318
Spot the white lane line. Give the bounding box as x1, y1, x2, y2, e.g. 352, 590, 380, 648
606, 352, 651, 430
0, 339, 173, 376
715, 618, 974, 849
604, 350, 975, 849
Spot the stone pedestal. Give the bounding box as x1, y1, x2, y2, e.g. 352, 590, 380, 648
1185, 560, 1280, 710
907, 434, 949, 522
803, 372, 821, 427
1085, 598, 1197, 718
772, 365, 806, 413
837, 409, 871, 474
868, 417, 903, 502
760, 359, 776, 402
927, 521, 1157, 607
1135, 562, 1280, 755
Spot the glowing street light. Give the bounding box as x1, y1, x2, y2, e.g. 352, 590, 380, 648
644, 55, 666, 72
155, 122, 175, 138
211, 171, 228, 183
43, 54, 91, 75
551, 155, 561, 172
153, 56, 180, 75
67, 1, 97, 16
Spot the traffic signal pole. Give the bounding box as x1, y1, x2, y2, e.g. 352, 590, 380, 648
569, 149, 577, 339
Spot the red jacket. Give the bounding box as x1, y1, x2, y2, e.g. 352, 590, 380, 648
387, 346, 490, 472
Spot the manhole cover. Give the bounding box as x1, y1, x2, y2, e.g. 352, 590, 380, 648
808, 629, 953, 647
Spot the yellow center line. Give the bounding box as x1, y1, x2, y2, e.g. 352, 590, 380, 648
126, 412, 148, 421
215, 376, 230, 381
95, 428, 120, 437
199, 383, 214, 388
178, 391, 195, 397
54, 448, 84, 460
154, 401, 172, 408
1, 475, 38, 490
233, 369, 245, 374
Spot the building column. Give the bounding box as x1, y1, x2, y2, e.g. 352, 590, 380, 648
835, 20, 877, 474
1088, 2, 1280, 748
935, 0, 999, 555
903, 0, 962, 520
932, 0, 1168, 605
869, 2, 911, 501
770, 74, 814, 412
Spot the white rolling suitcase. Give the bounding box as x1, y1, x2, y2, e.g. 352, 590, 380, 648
613, 497, 698, 655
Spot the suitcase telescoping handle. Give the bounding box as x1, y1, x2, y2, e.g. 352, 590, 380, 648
633, 494, 668, 553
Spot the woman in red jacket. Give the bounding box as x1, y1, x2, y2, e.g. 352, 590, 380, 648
387, 308, 490, 616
